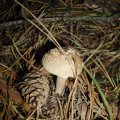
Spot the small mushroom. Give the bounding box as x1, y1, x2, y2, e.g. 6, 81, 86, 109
42, 48, 83, 95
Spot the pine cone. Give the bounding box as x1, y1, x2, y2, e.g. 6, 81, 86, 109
19, 69, 52, 108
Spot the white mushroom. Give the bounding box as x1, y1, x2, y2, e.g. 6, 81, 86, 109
42, 48, 83, 95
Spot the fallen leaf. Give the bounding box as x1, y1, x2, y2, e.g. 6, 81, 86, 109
0, 79, 31, 111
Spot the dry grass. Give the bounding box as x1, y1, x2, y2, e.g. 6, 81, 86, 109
0, 0, 120, 120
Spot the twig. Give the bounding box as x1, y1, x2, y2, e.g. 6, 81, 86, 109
0, 16, 119, 29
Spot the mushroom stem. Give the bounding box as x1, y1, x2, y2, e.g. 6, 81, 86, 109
55, 76, 67, 95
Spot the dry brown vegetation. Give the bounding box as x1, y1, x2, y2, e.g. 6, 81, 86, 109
0, 0, 120, 120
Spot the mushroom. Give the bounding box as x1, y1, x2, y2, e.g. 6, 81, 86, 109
42, 48, 83, 95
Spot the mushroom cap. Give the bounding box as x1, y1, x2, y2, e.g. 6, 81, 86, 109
42, 48, 82, 78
